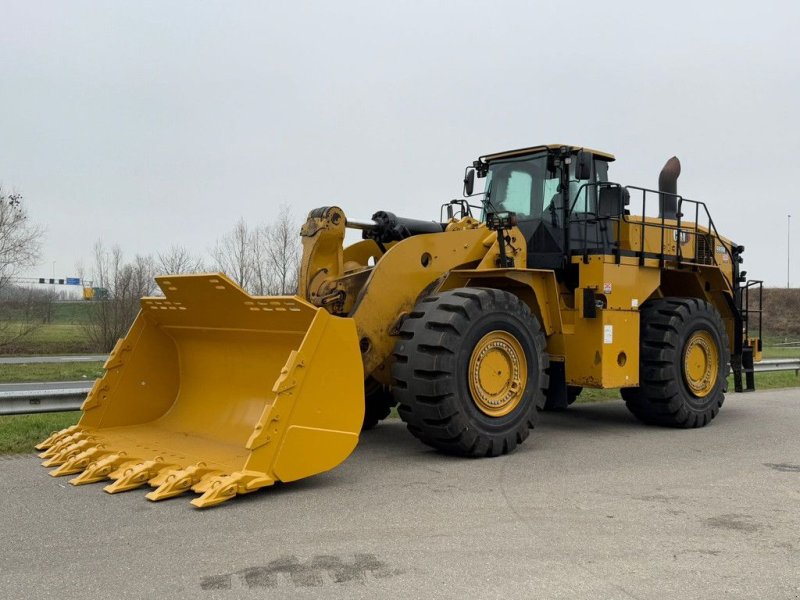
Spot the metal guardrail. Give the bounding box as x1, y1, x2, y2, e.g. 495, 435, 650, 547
751, 358, 800, 373
0, 386, 92, 416
0, 359, 797, 417
0, 354, 108, 365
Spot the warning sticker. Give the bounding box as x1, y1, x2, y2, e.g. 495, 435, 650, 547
604, 325, 613, 344
603, 282, 612, 294
631, 298, 639, 308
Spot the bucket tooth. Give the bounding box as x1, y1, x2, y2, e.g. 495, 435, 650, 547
190, 471, 274, 509
145, 464, 216, 502
70, 454, 130, 486
109, 461, 136, 480
35, 426, 79, 451
104, 460, 174, 494
49, 446, 106, 477
38, 446, 58, 460
147, 463, 209, 488
41, 439, 93, 468
190, 475, 240, 509
191, 472, 230, 494
147, 463, 196, 488
38, 433, 89, 459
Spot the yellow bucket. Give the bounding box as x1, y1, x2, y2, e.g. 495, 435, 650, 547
36, 274, 364, 508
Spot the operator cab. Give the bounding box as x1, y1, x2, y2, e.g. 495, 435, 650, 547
466, 144, 624, 270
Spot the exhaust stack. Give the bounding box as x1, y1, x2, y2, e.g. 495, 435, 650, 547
658, 156, 681, 220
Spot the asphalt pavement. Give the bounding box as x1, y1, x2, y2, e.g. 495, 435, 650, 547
1, 389, 798, 599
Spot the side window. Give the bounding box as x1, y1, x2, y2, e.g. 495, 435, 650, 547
569, 159, 593, 214
595, 160, 609, 183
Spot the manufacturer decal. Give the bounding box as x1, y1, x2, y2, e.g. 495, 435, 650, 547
673, 230, 690, 245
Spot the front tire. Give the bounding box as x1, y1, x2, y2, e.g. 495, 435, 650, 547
392, 288, 548, 457
624, 297, 729, 428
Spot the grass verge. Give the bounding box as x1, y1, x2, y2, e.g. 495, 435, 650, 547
0, 362, 105, 383
761, 346, 800, 359
0, 412, 80, 455
576, 370, 799, 404
1, 324, 93, 355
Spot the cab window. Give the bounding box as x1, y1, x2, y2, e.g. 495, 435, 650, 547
484, 154, 558, 219
569, 160, 592, 213
484, 152, 609, 220
568, 157, 609, 214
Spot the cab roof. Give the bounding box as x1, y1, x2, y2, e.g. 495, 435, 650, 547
480, 144, 615, 163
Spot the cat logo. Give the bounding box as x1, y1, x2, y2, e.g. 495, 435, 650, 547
673, 230, 690, 245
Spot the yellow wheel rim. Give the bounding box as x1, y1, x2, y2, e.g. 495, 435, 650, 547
468, 330, 527, 417
683, 330, 719, 398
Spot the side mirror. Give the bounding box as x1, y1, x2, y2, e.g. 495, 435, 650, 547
463, 168, 475, 196
575, 151, 592, 181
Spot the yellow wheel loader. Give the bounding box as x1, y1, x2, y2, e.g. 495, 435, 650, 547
36, 144, 762, 507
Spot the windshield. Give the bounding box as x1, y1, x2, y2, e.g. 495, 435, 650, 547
483, 153, 604, 221
483, 154, 557, 219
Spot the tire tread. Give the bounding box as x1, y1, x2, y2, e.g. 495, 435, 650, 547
392, 288, 548, 457
625, 297, 729, 428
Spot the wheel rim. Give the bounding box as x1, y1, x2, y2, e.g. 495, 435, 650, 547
468, 330, 528, 417
682, 330, 719, 398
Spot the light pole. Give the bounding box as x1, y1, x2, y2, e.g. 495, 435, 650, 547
789, 214, 792, 288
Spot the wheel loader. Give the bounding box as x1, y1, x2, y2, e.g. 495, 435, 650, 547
36, 144, 762, 508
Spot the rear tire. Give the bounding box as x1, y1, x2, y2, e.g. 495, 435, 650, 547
624, 297, 729, 428
392, 288, 548, 457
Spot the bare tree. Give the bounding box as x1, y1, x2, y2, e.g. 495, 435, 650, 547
264, 205, 300, 295
211, 219, 252, 290
209, 209, 300, 295
0, 185, 43, 294
83, 241, 158, 352
248, 225, 271, 295
38, 287, 58, 324
73, 259, 86, 285
157, 245, 206, 275
0, 185, 48, 350
0, 285, 55, 350
129, 254, 158, 297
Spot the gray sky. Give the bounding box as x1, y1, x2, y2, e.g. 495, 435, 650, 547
1, 0, 798, 286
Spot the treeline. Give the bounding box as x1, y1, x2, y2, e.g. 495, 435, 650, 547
80, 205, 301, 351
751, 288, 800, 339
0, 187, 302, 352
0, 185, 47, 350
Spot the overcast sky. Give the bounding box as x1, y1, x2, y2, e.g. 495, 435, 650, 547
1, 0, 798, 286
